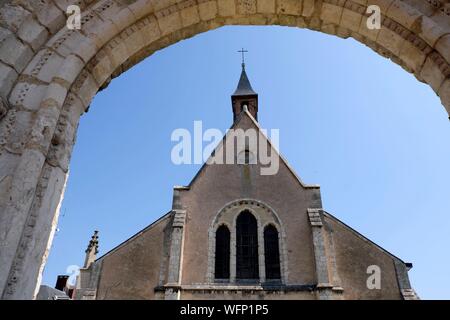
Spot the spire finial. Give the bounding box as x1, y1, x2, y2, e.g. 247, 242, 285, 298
85, 230, 99, 255
238, 48, 248, 69
84, 230, 99, 268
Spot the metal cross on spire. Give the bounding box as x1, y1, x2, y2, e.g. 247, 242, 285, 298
238, 48, 248, 67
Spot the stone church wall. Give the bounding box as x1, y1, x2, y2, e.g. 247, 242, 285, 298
95, 214, 171, 299
323, 214, 403, 299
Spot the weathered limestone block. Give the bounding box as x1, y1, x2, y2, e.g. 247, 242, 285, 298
277, 0, 302, 16
419, 16, 448, 48
156, 8, 182, 36
91, 51, 114, 87
47, 96, 84, 172
179, 2, 200, 27
104, 5, 135, 33
153, 0, 181, 11
321, 23, 337, 36
340, 8, 363, 33
0, 26, 13, 44
53, 0, 87, 12
0, 110, 33, 154
398, 40, 427, 72
105, 38, 129, 70
351, 0, 367, 6
386, 0, 422, 29
302, 0, 315, 17
0, 4, 32, 32
47, 120, 77, 172
0, 148, 46, 295
198, 0, 218, 21
127, 0, 156, 20
401, 0, 434, 16
63, 94, 86, 129
336, 25, 351, 38
91, 0, 124, 22
6, 163, 67, 300
42, 82, 68, 110
26, 105, 61, 153
256, 0, 275, 14
0, 152, 19, 203
22, 49, 65, 84
435, 34, 450, 65
54, 55, 85, 86
74, 71, 98, 108
0, 35, 34, 73
320, 3, 343, 25
9, 82, 48, 111
420, 55, 446, 92
377, 27, 405, 55
49, 31, 99, 64
121, 25, 148, 58
84, 19, 120, 50
19, 0, 66, 34
237, 0, 257, 14
139, 16, 162, 43
0, 62, 18, 101
308, 16, 322, 30
218, 0, 236, 16
17, 18, 49, 52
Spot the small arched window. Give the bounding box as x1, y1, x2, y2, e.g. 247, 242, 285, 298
264, 225, 281, 280
236, 211, 259, 280
214, 225, 230, 279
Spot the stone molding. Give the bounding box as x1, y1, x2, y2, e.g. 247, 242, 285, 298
206, 198, 288, 285
307, 208, 343, 300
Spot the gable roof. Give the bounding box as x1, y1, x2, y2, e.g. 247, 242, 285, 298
95, 211, 172, 262
176, 109, 320, 191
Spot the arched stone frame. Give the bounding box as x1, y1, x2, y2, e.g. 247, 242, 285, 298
262, 222, 283, 282
207, 221, 233, 282
0, 0, 448, 299
207, 199, 288, 284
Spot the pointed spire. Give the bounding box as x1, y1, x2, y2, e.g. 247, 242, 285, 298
233, 64, 257, 96
83, 230, 99, 268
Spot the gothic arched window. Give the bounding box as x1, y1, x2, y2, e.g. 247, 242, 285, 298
236, 211, 259, 280
214, 225, 230, 279
264, 225, 281, 280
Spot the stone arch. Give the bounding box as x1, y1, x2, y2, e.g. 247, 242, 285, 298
0, 0, 449, 299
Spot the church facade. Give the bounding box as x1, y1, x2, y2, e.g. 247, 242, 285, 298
75, 65, 418, 300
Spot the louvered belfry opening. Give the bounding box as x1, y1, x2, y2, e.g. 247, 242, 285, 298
214, 225, 230, 280
264, 225, 281, 280
236, 210, 259, 280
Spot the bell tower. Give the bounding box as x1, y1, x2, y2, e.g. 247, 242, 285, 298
231, 49, 258, 122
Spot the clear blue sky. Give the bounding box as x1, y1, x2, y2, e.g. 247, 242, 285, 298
42, 26, 450, 299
